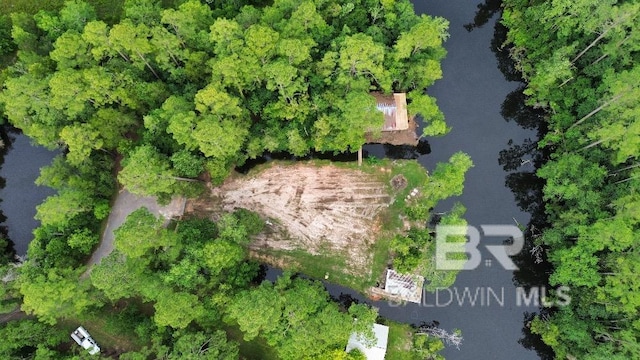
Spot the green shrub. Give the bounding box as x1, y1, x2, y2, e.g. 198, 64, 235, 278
233, 208, 264, 236
171, 150, 205, 178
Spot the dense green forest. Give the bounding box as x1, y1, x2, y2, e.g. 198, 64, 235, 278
502, 0, 639, 358
0, 0, 449, 193
0, 0, 454, 358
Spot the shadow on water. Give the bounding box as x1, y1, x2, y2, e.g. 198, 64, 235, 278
489, 8, 555, 359
0, 127, 16, 265
463, 0, 503, 32
490, 19, 524, 83
498, 119, 554, 359
236, 136, 431, 174
500, 137, 555, 359
364, 139, 431, 161
235, 150, 358, 174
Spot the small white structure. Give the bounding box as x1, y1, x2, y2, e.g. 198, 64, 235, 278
384, 269, 424, 303
346, 323, 389, 360
71, 326, 100, 355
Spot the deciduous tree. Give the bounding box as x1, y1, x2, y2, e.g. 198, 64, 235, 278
226, 275, 377, 360
118, 145, 180, 200
19, 266, 94, 324
114, 208, 178, 258
154, 290, 204, 329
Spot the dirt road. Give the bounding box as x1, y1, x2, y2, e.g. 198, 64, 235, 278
85, 190, 185, 271
0, 308, 28, 325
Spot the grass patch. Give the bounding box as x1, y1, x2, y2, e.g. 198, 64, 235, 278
380, 318, 446, 360
385, 320, 414, 360
384, 160, 429, 230
260, 247, 370, 291
60, 301, 149, 354
368, 235, 392, 285
224, 324, 278, 360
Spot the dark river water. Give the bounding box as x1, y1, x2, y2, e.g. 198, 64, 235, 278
371, 1, 552, 358
0, 0, 551, 358
0, 128, 57, 256
407, 2, 547, 358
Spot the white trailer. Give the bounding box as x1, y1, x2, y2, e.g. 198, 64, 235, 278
70, 326, 100, 355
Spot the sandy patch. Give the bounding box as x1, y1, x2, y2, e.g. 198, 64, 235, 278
188, 163, 392, 273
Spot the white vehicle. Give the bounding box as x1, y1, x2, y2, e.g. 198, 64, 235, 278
70, 326, 100, 355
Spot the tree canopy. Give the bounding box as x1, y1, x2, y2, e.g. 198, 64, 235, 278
226, 274, 378, 360
503, 0, 640, 358
1, 0, 449, 195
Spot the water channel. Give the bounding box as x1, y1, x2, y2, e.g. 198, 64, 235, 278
0, 127, 57, 257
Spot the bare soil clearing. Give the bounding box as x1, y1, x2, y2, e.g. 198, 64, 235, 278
187, 163, 393, 276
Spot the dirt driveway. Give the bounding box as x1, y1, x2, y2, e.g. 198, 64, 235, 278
188, 163, 392, 274
85, 190, 185, 271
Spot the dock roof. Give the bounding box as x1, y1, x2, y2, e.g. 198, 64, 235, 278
372, 92, 409, 131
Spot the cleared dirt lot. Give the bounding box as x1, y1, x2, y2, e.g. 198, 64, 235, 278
186, 163, 392, 275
